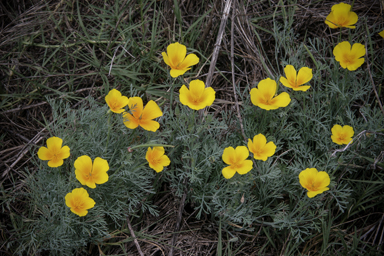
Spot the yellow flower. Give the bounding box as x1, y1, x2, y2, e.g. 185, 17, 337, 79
162, 42, 199, 78
250, 78, 291, 110
123, 97, 163, 132
325, 3, 358, 29
75, 155, 109, 189
247, 134, 276, 161
65, 187, 95, 216
222, 146, 253, 179
331, 124, 354, 145
379, 29, 384, 38
37, 137, 70, 168
279, 65, 312, 92
333, 41, 365, 71
179, 79, 215, 110
299, 168, 330, 198
146, 147, 171, 173
105, 89, 129, 113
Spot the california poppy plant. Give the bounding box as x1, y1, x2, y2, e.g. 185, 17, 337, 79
75, 155, 109, 189
105, 89, 129, 113
146, 147, 171, 173
333, 41, 365, 71
221, 146, 253, 179
325, 3, 358, 29
250, 78, 291, 110
37, 136, 70, 167
179, 79, 215, 110
331, 124, 354, 145
247, 134, 276, 161
299, 168, 330, 198
123, 97, 163, 132
65, 187, 95, 216
162, 42, 199, 78
279, 65, 312, 91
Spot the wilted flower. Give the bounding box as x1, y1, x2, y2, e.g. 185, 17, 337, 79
65, 187, 95, 216
75, 155, 109, 189
123, 97, 163, 132
146, 147, 171, 173
250, 78, 291, 110
325, 3, 358, 29
299, 168, 330, 198
105, 89, 129, 113
331, 124, 354, 145
37, 136, 70, 167
247, 134, 276, 161
333, 41, 365, 71
179, 79, 215, 110
221, 146, 253, 179
162, 42, 199, 78
279, 65, 312, 91
379, 29, 384, 38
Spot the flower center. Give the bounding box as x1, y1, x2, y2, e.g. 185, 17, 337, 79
343, 54, 355, 65
73, 198, 84, 211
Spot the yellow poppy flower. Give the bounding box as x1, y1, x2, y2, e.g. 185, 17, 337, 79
179, 79, 215, 110
331, 124, 354, 145
325, 3, 358, 29
222, 146, 253, 179
333, 41, 365, 71
65, 187, 95, 216
105, 89, 129, 113
146, 147, 171, 173
37, 136, 70, 168
279, 65, 312, 91
250, 78, 291, 110
299, 168, 330, 198
247, 134, 276, 161
123, 97, 163, 132
162, 42, 199, 78
379, 29, 384, 38
75, 155, 109, 189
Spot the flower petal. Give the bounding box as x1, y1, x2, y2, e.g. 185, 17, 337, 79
178, 53, 199, 70
37, 146, 51, 161
234, 146, 249, 163
222, 147, 236, 165
296, 67, 313, 86
170, 68, 190, 78
283, 65, 297, 88
269, 92, 291, 108
299, 168, 318, 190
123, 112, 139, 130
162, 52, 171, 67
236, 160, 253, 175
222, 166, 237, 179
179, 85, 191, 107
189, 79, 205, 100
75, 155, 93, 187
292, 86, 311, 92
128, 97, 143, 119
92, 157, 109, 185
347, 58, 364, 71
343, 125, 354, 137
142, 100, 163, 121
139, 119, 161, 132
46, 137, 63, 152
307, 187, 329, 198
167, 42, 187, 68
48, 158, 64, 168
314, 171, 331, 189
261, 141, 277, 161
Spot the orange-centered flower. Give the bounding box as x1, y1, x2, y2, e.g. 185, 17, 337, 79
179, 79, 215, 110
105, 89, 129, 113
279, 65, 313, 91
325, 3, 358, 29
146, 147, 171, 173
37, 136, 70, 168
333, 41, 365, 71
65, 187, 95, 216
75, 155, 109, 189
123, 97, 163, 132
250, 78, 291, 110
331, 124, 354, 145
162, 42, 199, 78
221, 146, 253, 179
247, 134, 276, 161
299, 168, 330, 198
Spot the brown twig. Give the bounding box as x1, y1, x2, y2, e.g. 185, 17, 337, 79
205, 0, 232, 88
365, 39, 384, 116
230, 0, 246, 142
126, 216, 144, 256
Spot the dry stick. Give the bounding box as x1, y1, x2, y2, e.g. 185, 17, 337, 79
126, 216, 144, 256
205, 0, 233, 88
230, 0, 246, 142
365, 40, 384, 116
169, 181, 188, 256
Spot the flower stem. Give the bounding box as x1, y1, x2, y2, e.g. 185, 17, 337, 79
105, 111, 112, 151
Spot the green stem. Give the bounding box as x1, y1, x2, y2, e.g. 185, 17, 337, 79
105, 111, 112, 151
